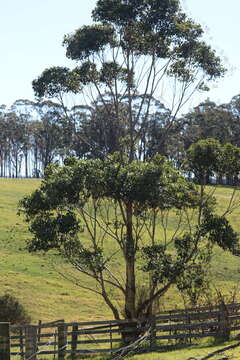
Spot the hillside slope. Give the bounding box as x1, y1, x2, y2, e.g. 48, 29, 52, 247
0, 179, 240, 323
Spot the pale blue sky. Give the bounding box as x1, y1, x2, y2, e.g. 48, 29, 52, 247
0, 0, 239, 111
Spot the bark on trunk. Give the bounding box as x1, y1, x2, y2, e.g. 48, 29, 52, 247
122, 202, 138, 345
25, 152, 28, 178
125, 202, 136, 320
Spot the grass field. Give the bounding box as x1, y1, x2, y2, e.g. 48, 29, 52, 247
130, 340, 240, 359
2, 179, 240, 359
0, 178, 113, 322
0, 178, 240, 324
0, 179, 240, 321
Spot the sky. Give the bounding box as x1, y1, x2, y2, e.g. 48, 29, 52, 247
0, 0, 239, 111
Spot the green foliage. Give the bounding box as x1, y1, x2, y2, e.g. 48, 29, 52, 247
63, 24, 116, 60
176, 243, 212, 306
184, 137, 240, 188
220, 143, 240, 178
30, 0, 226, 168
141, 245, 177, 284
201, 210, 239, 253
74, 61, 99, 84
61, 0, 225, 81
33, 0, 225, 111
20, 154, 198, 221
32, 67, 81, 99
186, 138, 221, 183
93, 0, 180, 27
0, 294, 31, 325
182, 101, 234, 149
27, 211, 81, 252
65, 246, 105, 273
176, 262, 210, 306
99, 62, 129, 85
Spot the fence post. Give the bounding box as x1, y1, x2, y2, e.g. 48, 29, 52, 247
25, 325, 37, 360
149, 316, 156, 350
0, 322, 10, 360
19, 328, 24, 360
109, 323, 113, 355
37, 320, 42, 343
58, 320, 67, 360
216, 302, 230, 341
71, 324, 78, 360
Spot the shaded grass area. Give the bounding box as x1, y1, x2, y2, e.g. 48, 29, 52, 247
0, 179, 240, 324
30, 340, 240, 359
129, 339, 240, 360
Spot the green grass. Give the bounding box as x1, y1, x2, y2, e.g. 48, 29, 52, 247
0, 179, 240, 324
33, 340, 240, 360
1, 180, 240, 359
129, 339, 240, 359
0, 179, 112, 322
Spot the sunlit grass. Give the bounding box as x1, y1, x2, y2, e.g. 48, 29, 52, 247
0, 179, 240, 325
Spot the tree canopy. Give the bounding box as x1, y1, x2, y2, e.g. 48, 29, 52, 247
32, 0, 225, 162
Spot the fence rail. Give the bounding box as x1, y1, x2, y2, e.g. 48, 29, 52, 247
1, 302, 240, 359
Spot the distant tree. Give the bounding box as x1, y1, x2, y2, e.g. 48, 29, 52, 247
226, 95, 240, 147
186, 138, 221, 186
33, 102, 65, 171
0, 111, 8, 177
1, 111, 29, 178
219, 143, 240, 186
71, 99, 128, 159
181, 100, 235, 150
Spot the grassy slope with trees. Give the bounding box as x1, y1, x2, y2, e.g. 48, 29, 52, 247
0, 179, 113, 322
1, 0, 240, 356
1, 178, 240, 324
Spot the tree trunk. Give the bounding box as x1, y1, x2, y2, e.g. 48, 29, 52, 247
125, 202, 136, 319
122, 202, 138, 344
25, 151, 28, 178
0, 153, 3, 177
15, 153, 18, 178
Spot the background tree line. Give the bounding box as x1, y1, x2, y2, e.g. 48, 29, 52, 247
2, 94, 240, 183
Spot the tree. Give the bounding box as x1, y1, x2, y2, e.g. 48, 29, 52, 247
186, 138, 221, 186
185, 138, 240, 187
181, 101, 231, 147
70, 99, 128, 159
220, 143, 240, 186
32, 0, 225, 162
20, 0, 234, 343
20, 154, 239, 341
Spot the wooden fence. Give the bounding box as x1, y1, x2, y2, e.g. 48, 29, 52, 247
1, 302, 240, 359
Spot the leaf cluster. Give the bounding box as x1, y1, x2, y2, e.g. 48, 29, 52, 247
32, 67, 81, 99
19, 154, 199, 253
200, 210, 239, 253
